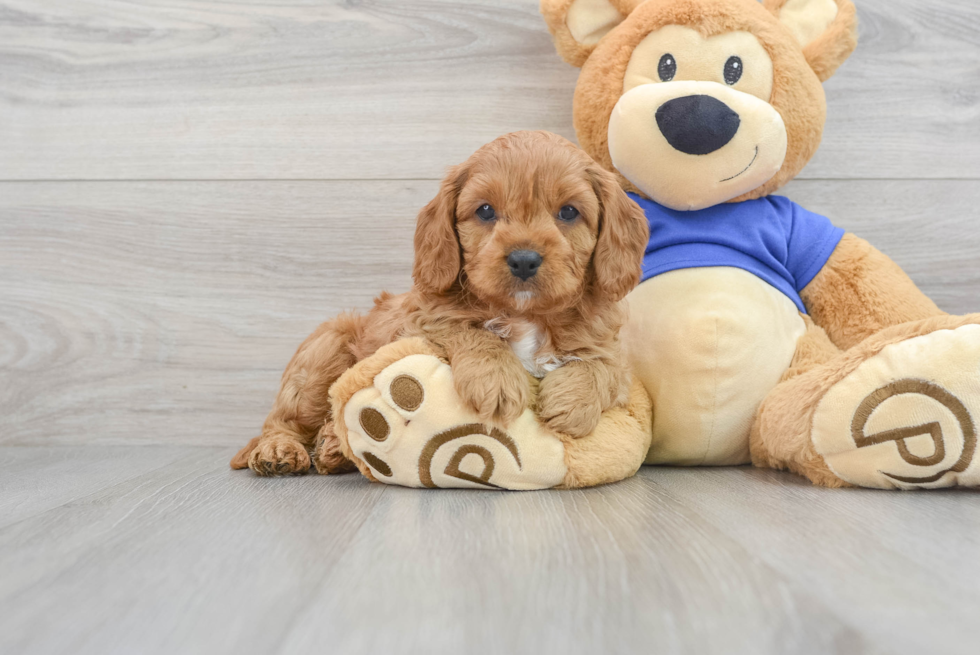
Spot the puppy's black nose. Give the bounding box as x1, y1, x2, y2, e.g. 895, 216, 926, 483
656, 95, 741, 155
507, 250, 543, 281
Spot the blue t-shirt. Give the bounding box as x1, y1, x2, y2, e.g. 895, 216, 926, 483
630, 193, 844, 313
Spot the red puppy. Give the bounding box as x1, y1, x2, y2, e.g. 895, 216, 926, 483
232, 131, 649, 476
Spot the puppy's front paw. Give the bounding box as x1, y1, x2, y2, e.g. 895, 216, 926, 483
537, 367, 604, 438
452, 360, 530, 426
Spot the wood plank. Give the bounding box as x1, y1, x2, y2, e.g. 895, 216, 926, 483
278, 470, 874, 655
2, 179, 978, 447
649, 467, 980, 655
0, 0, 977, 181
0, 450, 888, 655
0, 447, 387, 655
0, 180, 422, 447
815, 0, 980, 180
0, 0, 579, 181
0, 446, 198, 529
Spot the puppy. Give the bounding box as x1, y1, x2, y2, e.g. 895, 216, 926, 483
231, 131, 649, 476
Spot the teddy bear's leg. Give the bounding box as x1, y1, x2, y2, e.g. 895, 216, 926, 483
555, 378, 653, 489
750, 318, 847, 486
751, 314, 980, 489
324, 338, 651, 490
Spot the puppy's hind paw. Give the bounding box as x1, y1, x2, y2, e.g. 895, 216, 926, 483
313, 427, 359, 475
247, 436, 312, 477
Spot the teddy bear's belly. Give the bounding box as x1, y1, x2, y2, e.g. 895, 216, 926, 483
623, 267, 807, 465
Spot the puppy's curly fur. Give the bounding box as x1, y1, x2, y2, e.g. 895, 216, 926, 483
231, 131, 649, 476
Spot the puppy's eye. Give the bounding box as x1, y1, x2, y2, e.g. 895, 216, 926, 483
475, 204, 496, 221
724, 56, 743, 85
558, 205, 580, 222
658, 54, 676, 82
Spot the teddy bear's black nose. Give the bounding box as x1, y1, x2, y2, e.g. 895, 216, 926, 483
656, 95, 741, 156
507, 250, 543, 281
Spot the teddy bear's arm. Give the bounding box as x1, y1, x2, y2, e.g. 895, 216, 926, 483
799, 233, 944, 351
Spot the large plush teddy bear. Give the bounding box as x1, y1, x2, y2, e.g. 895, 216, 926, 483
324, 0, 980, 490
538, 0, 980, 489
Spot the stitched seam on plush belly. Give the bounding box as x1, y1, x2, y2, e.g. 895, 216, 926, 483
700, 311, 720, 466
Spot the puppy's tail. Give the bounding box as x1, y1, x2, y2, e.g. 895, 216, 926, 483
230, 436, 261, 470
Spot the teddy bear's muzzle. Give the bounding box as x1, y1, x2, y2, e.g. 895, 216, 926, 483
608, 80, 788, 211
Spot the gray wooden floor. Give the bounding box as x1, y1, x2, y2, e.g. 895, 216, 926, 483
1, 1, 979, 654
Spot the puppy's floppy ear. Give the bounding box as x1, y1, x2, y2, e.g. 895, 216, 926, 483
413, 164, 467, 294
589, 165, 649, 302
765, 0, 858, 82
541, 0, 636, 68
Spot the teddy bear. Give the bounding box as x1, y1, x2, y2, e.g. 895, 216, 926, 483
321, 0, 980, 491
536, 0, 980, 489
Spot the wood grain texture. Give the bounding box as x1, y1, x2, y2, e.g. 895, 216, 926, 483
0, 445, 197, 529
0, 181, 420, 446
3, 453, 976, 655
2, 179, 978, 448
0, 0, 977, 181
0, 447, 387, 655
1, 2, 979, 653
652, 467, 980, 655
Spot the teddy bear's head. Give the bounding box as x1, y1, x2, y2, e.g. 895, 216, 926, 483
542, 0, 858, 211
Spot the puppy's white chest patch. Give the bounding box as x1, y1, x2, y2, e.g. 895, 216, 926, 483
509, 321, 544, 376
485, 319, 573, 379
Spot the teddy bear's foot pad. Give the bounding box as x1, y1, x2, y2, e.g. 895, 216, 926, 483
812, 324, 980, 489
342, 354, 568, 490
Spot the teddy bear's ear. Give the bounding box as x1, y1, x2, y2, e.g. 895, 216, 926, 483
764, 0, 858, 82
540, 0, 634, 67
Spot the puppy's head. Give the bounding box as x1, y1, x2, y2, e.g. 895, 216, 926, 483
413, 131, 648, 313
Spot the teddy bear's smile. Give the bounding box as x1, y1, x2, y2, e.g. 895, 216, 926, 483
720, 145, 759, 183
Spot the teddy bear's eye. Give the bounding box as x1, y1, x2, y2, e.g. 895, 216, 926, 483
476, 204, 496, 221
724, 56, 743, 85
658, 54, 677, 82
558, 205, 580, 222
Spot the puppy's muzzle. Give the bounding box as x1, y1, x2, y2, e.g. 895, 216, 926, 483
656, 95, 741, 156
507, 250, 543, 281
